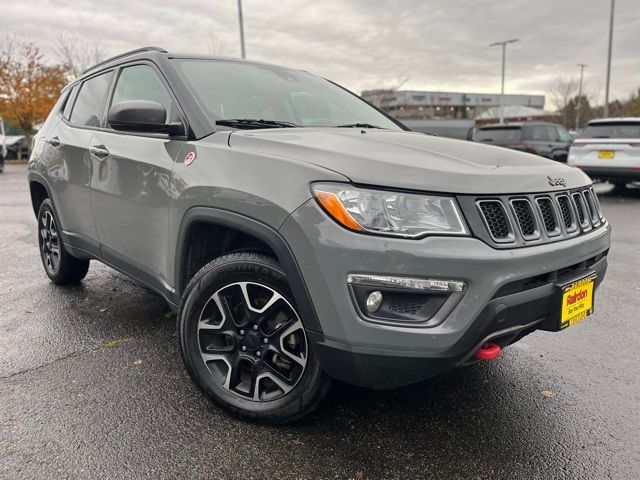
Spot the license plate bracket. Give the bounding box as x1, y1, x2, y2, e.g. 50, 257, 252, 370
557, 273, 597, 330
598, 150, 615, 159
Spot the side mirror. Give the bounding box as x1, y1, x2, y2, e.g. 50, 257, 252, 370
107, 100, 183, 135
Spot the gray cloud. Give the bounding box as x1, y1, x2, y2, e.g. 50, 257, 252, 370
3, 0, 639, 106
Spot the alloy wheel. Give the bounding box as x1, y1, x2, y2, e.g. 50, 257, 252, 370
40, 211, 60, 273
198, 281, 308, 401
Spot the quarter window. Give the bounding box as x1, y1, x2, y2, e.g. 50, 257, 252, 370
110, 65, 176, 124
69, 71, 113, 127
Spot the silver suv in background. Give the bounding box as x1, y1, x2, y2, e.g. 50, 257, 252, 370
28, 47, 611, 423
569, 118, 640, 188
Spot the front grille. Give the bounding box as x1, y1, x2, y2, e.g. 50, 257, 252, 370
572, 192, 589, 228
583, 190, 600, 225
556, 195, 576, 232
478, 201, 512, 241
468, 186, 605, 248
536, 197, 559, 235
510, 199, 538, 238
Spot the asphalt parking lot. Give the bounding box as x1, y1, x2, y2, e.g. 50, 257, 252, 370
1, 163, 639, 480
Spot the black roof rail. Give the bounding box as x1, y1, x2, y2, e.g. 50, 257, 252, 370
82, 46, 168, 75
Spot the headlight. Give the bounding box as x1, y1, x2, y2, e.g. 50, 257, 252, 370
312, 183, 468, 238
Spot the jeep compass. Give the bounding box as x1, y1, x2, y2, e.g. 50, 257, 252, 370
28, 47, 611, 423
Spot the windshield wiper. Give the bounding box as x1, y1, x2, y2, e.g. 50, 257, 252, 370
336, 123, 383, 129
216, 119, 299, 130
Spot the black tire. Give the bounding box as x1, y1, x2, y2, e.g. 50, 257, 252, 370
37, 198, 90, 284
178, 252, 331, 424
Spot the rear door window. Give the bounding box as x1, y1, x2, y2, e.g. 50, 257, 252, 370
69, 71, 113, 127
475, 127, 521, 143
579, 122, 640, 139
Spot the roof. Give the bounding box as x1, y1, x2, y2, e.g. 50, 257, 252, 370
475, 105, 558, 120
80, 47, 298, 80
587, 117, 640, 124
478, 121, 559, 129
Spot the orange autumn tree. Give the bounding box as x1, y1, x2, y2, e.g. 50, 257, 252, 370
0, 38, 68, 150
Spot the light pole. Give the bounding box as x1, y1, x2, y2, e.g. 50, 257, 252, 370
604, 0, 615, 117
237, 0, 246, 59
575, 63, 587, 130
489, 38, 519, 124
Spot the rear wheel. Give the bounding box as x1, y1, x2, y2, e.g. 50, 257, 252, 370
178, 252, 330, 423
37, 199, 90, 284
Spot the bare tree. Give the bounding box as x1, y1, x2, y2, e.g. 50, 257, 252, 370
207, 30, 229, 57
547, 77, 580, 127
55, 30, 105, 79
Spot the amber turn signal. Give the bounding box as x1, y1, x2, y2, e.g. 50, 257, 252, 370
314, 191, 363, 232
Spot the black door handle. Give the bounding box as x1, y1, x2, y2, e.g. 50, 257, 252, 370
47, 137, 60, 147
89, 145, 110, 160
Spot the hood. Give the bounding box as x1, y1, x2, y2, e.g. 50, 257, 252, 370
226, 128, 591, 194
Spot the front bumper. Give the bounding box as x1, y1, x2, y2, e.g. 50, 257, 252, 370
280, 199, 611, 388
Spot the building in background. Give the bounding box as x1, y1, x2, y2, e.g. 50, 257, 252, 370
361, 89, 547, 139
362, 89, 545, 120
474, 105, 559, 126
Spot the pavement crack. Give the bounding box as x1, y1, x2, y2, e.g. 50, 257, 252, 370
1, 345, 103, 380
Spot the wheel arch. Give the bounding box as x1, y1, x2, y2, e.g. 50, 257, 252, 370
175, 207, 322, 333
28, 174, 52, 217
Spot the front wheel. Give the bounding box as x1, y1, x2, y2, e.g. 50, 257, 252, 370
178, 252, 331, 423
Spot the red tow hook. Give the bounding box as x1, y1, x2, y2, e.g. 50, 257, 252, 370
475, 342, 501, 360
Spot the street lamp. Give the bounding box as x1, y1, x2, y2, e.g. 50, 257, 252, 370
237, 0, 246, 59
604, 0, 615, 117
575, 63, 587, 130
489, 38, 519, 124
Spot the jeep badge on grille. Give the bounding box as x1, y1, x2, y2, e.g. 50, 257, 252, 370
547, 176, 566, 187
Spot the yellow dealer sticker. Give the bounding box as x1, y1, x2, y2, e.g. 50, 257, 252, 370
560, 275, 596, 329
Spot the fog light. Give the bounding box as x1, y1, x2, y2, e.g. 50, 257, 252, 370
366, 291, 383, 313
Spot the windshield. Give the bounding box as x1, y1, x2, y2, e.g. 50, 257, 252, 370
174, 59, 401, 130
475, 127, 521, 144
579, 121, 640, 139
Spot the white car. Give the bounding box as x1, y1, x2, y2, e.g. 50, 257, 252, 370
568, 117, 640, 188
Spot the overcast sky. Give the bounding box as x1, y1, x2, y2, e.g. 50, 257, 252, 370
3, 0, 639, 107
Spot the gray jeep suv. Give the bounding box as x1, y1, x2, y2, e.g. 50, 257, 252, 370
28, 47, 611, 423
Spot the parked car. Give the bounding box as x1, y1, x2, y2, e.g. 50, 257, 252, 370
4, 135, 28, 160
28, 47, 610, 423
474, 122, 573, 161
568, 117, 640, 188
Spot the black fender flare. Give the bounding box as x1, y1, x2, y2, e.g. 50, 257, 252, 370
174, 207, 323, 333
27, 172, 54, 217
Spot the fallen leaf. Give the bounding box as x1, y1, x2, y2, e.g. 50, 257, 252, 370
25, 309, 33, 314
541, 390, 555, 398
99, 308, 108, 313
133, 359, 143, 365
292, 438, 304, 446
163, 310, 177, 319
355, 470, 364, 479
103, 338, 132, 349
